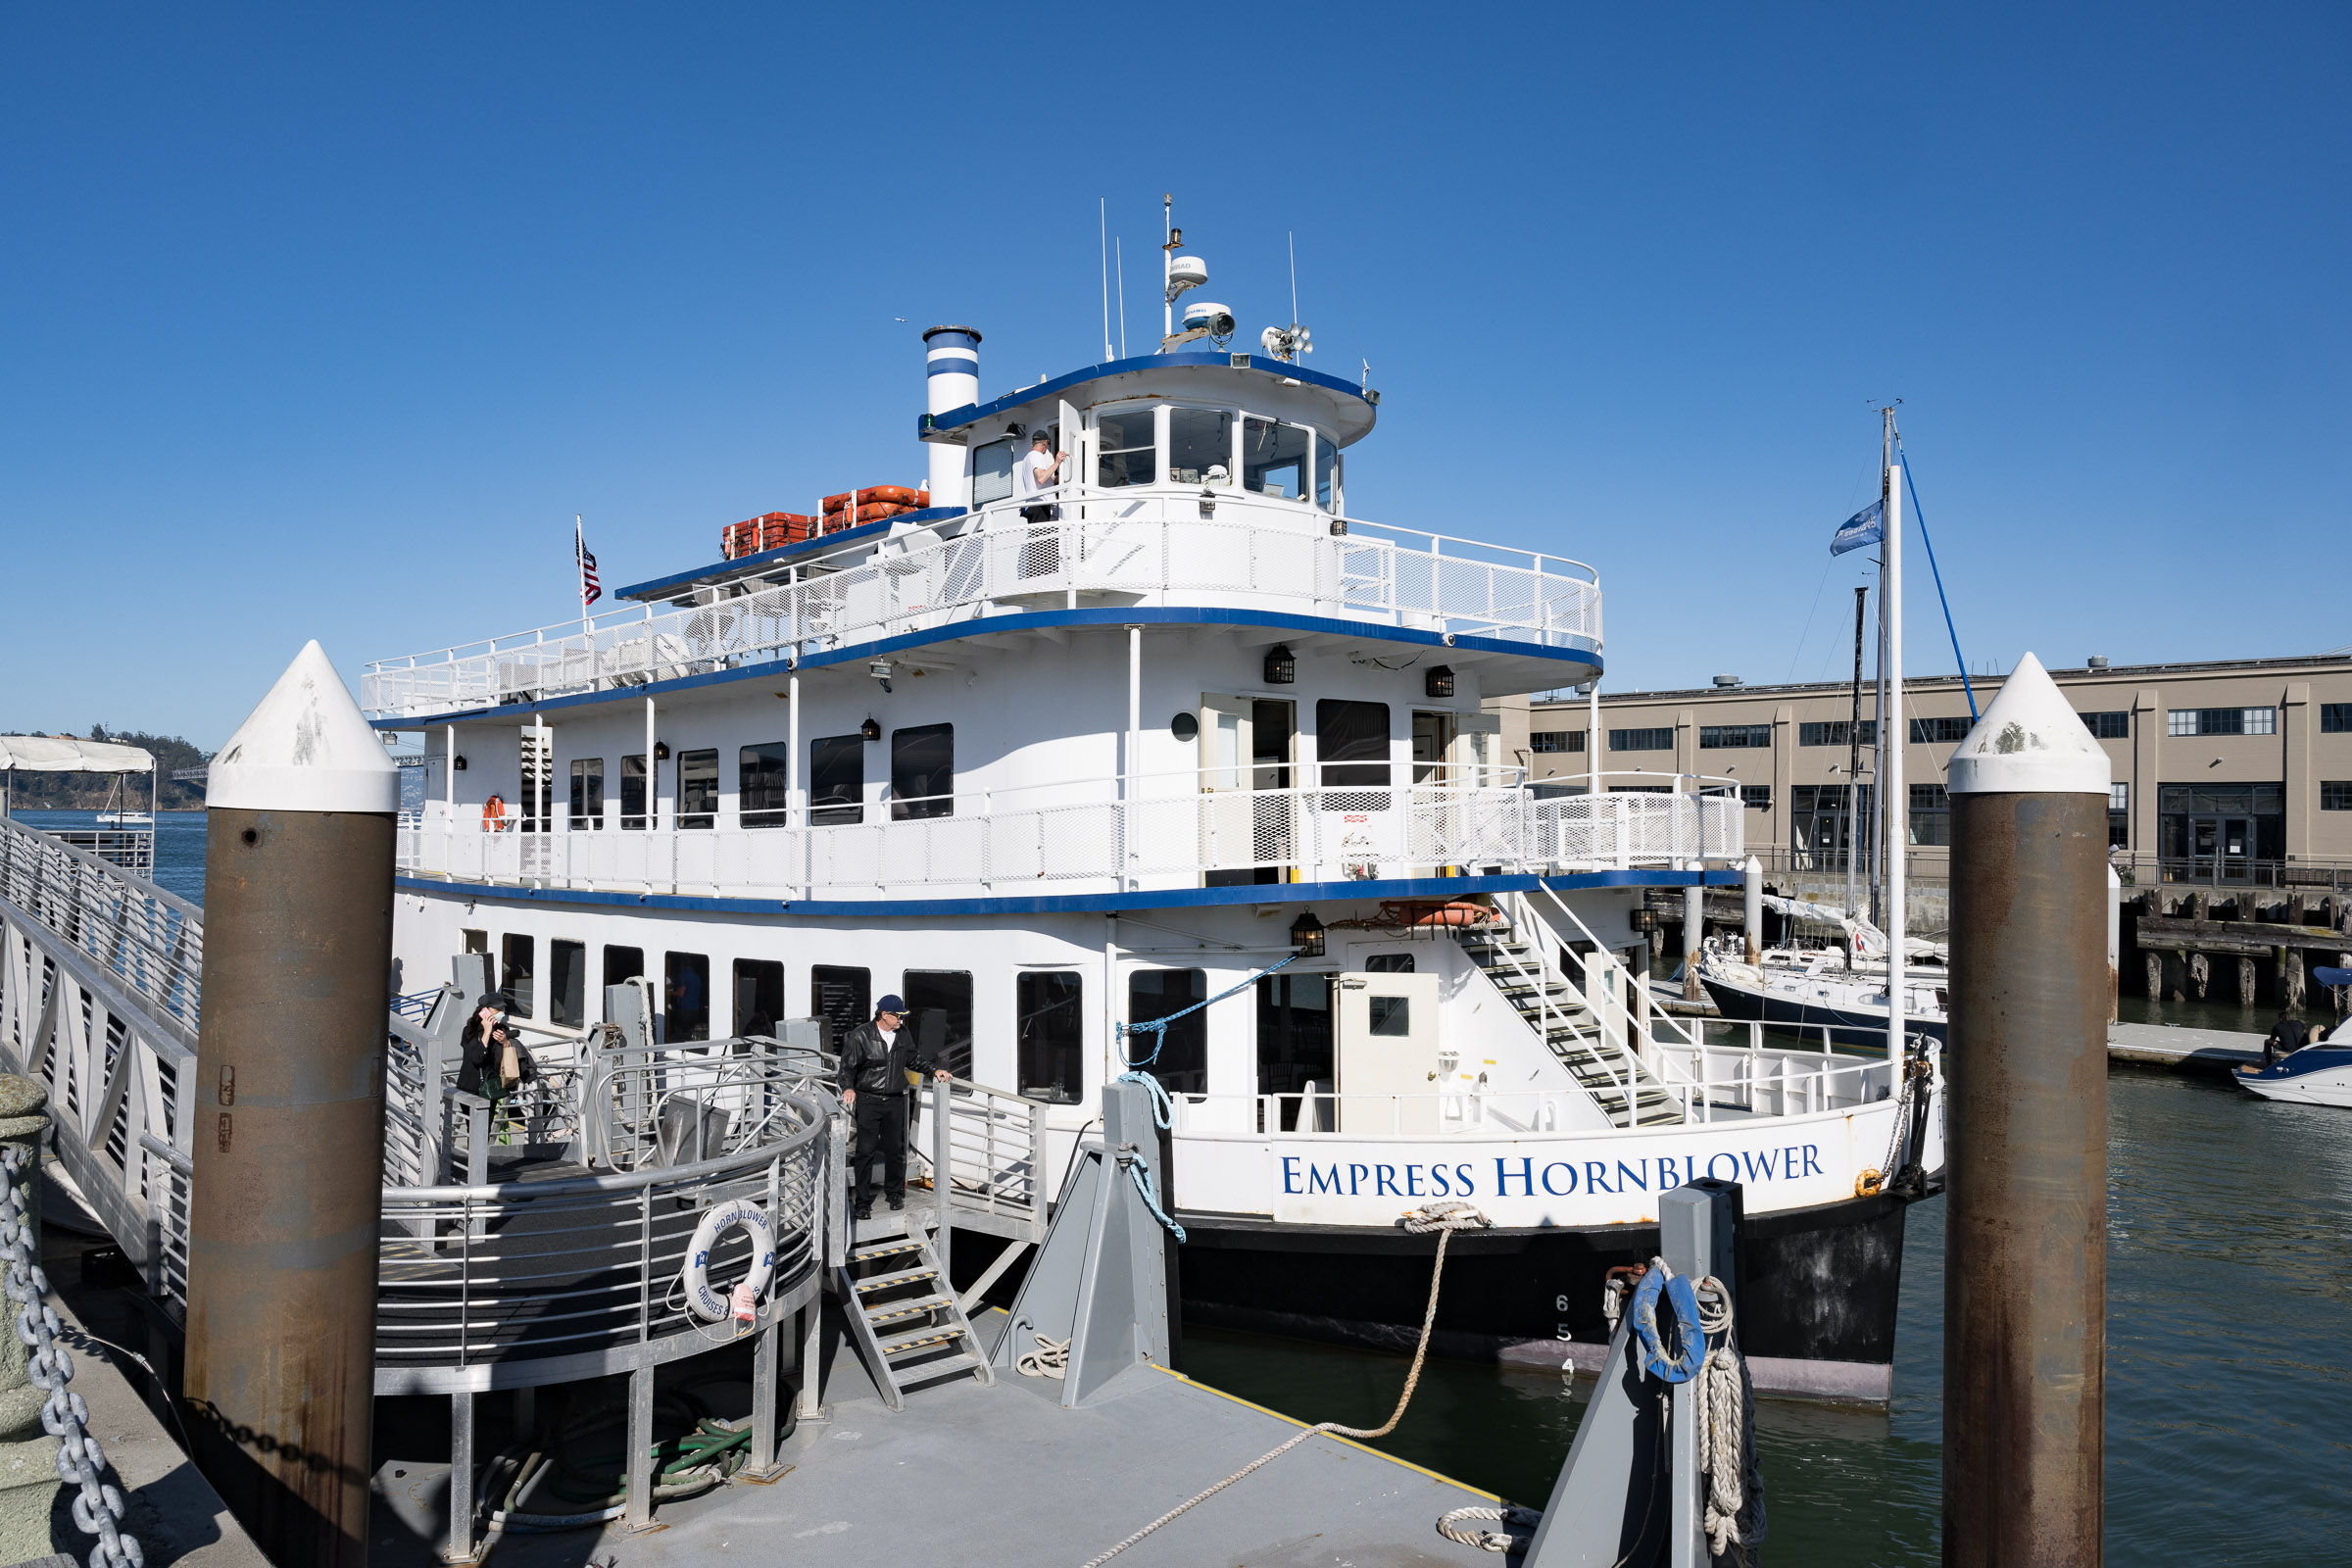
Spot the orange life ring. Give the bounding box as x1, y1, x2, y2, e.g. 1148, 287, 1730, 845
483, 795, 507, 832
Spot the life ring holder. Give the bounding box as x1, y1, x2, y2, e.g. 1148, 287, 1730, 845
1628, 1264, 1706, 1384
680, 1198, 776, 1323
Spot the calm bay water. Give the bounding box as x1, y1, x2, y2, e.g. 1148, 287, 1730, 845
43, 813, 2351, 1557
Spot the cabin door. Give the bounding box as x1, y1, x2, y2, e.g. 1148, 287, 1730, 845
1335, 971, 1441, 1135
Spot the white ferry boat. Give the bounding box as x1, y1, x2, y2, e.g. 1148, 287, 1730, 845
363, 237, 1942, 1398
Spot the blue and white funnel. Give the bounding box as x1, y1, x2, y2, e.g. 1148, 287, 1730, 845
922, 324, 981, 509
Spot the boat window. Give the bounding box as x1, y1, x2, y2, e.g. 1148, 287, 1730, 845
678, 749, 718, 829
603, 946, 644, 990
549, 940, 587, 1028
1095, 409, 1157, 489
1017, 971, 1085, 1104
1365, 953, 1414, 973
620, 755, 649, 830
891, 724, 954, 821
1315, 700, 1391, 787
740, 742, 790, 829
462, 928, 488, 956
501, 935, 535, 1017
808, 735, 864, 826
1129, 969, 1208, 1097
1243, 417, 1309, 500
733, 958, 784, 1038
664, 953, 711, 1043
569, 759, 605, 830
1168, 408, 1235, 485
972, 438, 1016, 507
904, 970, 973, 1079
1314, 435, 1340, 511
811, 966, 870, 1050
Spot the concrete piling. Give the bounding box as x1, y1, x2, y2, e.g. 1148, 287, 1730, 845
1942, 653, 2110, 1567
1742, 855, 1763, 966
1682, 882, 1706, 1001
184, 642, 399, 1566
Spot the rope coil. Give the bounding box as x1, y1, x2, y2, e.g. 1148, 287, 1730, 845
1692, 1275, 1767, 1566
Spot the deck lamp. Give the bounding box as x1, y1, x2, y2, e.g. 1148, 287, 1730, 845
453, 756, 466, 771
653, 742, 670, 761
860, 716, 882, 742
1425, 665, 1455, 699
1264, 645, 1297, 685
1290, 910, 1326, 957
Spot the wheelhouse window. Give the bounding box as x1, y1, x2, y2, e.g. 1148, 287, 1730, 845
808, 734, 864, 825
972, 437, 1016, 507
1243, 417, 1308, 499
891, 724, 954, 820
1094, 409, 1157, 489
678, 749, 718, 829
1314, 434, 1340, 511
1168, 408, 1234, 484
740, 742, 790, 828
1017, 971, 1085, 1104
1315, 700, 1391, 787
664, 953, 710, 1043
1128, 969, 1207, 1096
621, 754, 649, 829
549, 940, 587, 1028
569, 759, 605, 829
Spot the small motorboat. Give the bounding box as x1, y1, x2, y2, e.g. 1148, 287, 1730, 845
2235, 969, 2352, 1107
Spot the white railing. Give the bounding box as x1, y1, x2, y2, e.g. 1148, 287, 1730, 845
361, 495, 1602, 718
0, 814, 201, 1037
398, 777, 1743, 899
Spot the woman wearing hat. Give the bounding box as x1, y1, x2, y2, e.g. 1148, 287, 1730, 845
837, 994, 948, 1219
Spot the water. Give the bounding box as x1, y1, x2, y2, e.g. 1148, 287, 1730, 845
1186, 1066, 2352, 1562
11, 809, 209, 906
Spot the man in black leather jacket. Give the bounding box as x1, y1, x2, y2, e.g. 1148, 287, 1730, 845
838, 994, 947, 1218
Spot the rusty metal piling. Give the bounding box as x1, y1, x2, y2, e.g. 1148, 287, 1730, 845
1943, 652, 2110, 1567
185, 642, 398, 1567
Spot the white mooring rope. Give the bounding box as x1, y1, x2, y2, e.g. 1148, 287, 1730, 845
1016, 1334, 1070, 1381
1075, 1200, 1491, 1568
1692, 1275, 1766, 1566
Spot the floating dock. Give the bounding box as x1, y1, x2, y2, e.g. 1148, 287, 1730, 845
2105, 1022, 2262, 1073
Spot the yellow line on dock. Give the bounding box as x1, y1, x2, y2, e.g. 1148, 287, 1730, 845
1146, 1362, 1503, 1501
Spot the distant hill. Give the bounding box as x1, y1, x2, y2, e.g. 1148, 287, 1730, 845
2, 727, 212, 810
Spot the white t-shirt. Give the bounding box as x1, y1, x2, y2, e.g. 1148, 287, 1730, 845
875, 1026, 898, 1051
1016, 447, 1057, 500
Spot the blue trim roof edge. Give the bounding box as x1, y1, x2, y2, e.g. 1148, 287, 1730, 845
616, 509, 970, 602
920, 351, 1371, 439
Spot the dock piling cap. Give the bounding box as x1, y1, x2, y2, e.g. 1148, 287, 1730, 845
1944, 652, 2111, 797
207, 640, 400, 813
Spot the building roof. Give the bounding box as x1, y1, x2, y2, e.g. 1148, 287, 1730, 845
1546, 652, 2352, 707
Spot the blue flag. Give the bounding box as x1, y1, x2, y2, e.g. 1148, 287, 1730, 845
1830, 498, 1884, 557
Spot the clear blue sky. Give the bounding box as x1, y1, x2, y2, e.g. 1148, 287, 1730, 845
5, 5, 2344, 748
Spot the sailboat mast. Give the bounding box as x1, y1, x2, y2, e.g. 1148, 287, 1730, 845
1883, 406, 1908, 1074
1845, 586, 1867, 963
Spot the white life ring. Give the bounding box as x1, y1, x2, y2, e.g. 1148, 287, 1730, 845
681, 1198, 776, 1323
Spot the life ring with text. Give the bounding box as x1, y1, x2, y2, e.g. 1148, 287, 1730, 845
1628, 1265, 1705, 1384
681, 1198, 776, 1323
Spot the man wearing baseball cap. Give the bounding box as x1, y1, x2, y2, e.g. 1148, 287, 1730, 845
838, 993, 949, 1219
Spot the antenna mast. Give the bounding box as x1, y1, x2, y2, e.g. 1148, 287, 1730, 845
1161, 194, 1174, 343
1289, 231, 1298, 325
1115, 237, 1127, 357
1099, 198, 1112, 362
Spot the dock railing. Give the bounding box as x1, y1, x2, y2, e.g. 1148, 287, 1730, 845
909, 1076, 1049, 1244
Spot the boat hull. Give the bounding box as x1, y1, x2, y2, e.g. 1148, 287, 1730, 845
1177, 1188, 1916, 1401
2234, 1048, 2352, 1107
1702, 973, 1949, 1046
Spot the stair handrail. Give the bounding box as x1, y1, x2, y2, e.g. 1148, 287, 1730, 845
908, 1075, 1051, 1243
1478, 895, 1634, 1115
1523, 882, 1672, 1106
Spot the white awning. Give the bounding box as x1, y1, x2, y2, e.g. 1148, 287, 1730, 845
0, 737, 156, 773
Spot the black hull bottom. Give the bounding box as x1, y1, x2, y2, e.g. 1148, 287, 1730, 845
1701, 976, 1949, 1046
1178, 1192, 1912, 1400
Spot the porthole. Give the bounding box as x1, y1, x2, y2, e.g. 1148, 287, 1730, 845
1170, 711, 1200, 742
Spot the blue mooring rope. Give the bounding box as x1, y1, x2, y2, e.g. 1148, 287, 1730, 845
1898, 445, 1978, 722
1116, 952, 1300, 1070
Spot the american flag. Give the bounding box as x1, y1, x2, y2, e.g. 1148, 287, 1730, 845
575, 514, 602, 609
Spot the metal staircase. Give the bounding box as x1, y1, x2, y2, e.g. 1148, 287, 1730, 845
1460, 891, 1684, 1128
839, 1215, 994, 1410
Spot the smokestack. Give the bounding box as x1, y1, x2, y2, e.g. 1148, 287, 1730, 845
922, 325, 981, 511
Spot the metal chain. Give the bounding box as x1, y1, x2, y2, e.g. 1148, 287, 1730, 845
0, 1146, 144, 1568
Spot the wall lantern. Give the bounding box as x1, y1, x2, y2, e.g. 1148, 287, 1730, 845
1290, 909, 1326, 957
1425, 664, 1455, 699
453, 756, 467, 771
1264, 644, 1297, 685
653, 741, 670, 761
860, 716, 882, 742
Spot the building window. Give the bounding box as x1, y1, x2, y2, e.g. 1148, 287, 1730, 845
2082, 710, 2130, 739
569, 759, 605, 829
501, 934, 535, 1017
1167, 408, 1235, 485
1315, 700, 1391, 787
664, 953, 710, 1043
2168, 708, 2276, 737
740, 743, 791, 828
2324, 704, 2352, 734
2156, 783, 2285, 865
808, 735, 864, 825
733, 958, 783, 1038
1797, 719, 1877, 747
1094, 409, 1157, 489
1243, 417, 1309, 499
972, 437, 1015, 507
903, 970, 973, 1079
1909, 716, 1972, 744
620, 754, 649, 830
1129, 969, 1208, 1097
1741, 784, 1773, 810
1908, 783, 1950, 847
891, 724, 955, 820
1017, 971, 1085, 1104
2109, 782, 2131, 847
2324, 783, 2352, 811
677, 749, 718, 829
1699, 724, 1771, 749
810, 965, 870, 1048
549, 940, 587, 1028
1609, 727, 1674, 753
1530, 730, 1585, 753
